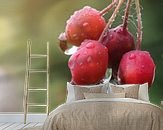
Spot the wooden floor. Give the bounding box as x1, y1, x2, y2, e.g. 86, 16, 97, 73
0, 122, 43, 130
0, 113, 46, 130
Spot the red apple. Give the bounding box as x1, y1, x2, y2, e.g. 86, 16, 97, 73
118, 50, 156, 86
101, 25, 135, 79
68, 40, 108, 85
101, 25, 135, 68
65, 6, 106, 46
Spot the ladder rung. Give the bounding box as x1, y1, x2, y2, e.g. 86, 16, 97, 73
30, 54, 47, 58
27, 103, 47, 107
29, 69, 47, 73
28, 88, 47, 91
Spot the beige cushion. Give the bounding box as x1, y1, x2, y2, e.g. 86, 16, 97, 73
74, 85, 101, 100
109, 83, 139, 99
84, 92, 125, 99
66, 80, 109, 103
138, 83, 149, 102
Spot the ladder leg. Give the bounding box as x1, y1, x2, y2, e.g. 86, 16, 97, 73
23, 71, 28, 124
24, 71, 29, 124
46, 42, 50, 115
23, 40, 32, 124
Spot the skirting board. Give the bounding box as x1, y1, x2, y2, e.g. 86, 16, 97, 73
0, 112, 47, 123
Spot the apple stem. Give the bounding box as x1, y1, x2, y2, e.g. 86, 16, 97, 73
135, 0, 142, 50
98, 0, 125, 43
123, 0, 132, 29
111, 65, 119, 81
99, 0, 117, 16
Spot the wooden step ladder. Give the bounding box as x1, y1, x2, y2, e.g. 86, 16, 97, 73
23, 40, 50, 124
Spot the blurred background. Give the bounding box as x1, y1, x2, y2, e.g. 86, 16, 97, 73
0, 0, 162, 112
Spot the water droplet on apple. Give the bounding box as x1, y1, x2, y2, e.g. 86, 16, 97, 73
98, 51, 102, 55
129, 53, 136, 60
87, 56, 92, 63
110, 34, 113, 38
83, 22, 89, 27
141, 65, 145, 69
72, 34, 77, 38
79, 62, 83, 66
96, 62, 100, 65
86, 43, 95, 49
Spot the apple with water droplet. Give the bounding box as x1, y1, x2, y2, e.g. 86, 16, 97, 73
118, 50, 156, 86
68, 40, 108, 85
101, 25, 135, 78
65, 6, 106, 46
102, 25, 135, 67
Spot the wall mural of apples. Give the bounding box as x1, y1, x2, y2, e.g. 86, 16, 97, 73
59, 0, 156, 88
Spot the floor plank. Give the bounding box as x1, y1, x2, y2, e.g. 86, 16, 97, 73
0, 123, 6, 127
23, 123, 38, 129
13, 123, 30, 130
0, 113, 47, 123
4, 123, 21, 130
0, 122, 43, 130
0, 123, 14, 129
35, 123, 43, 127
